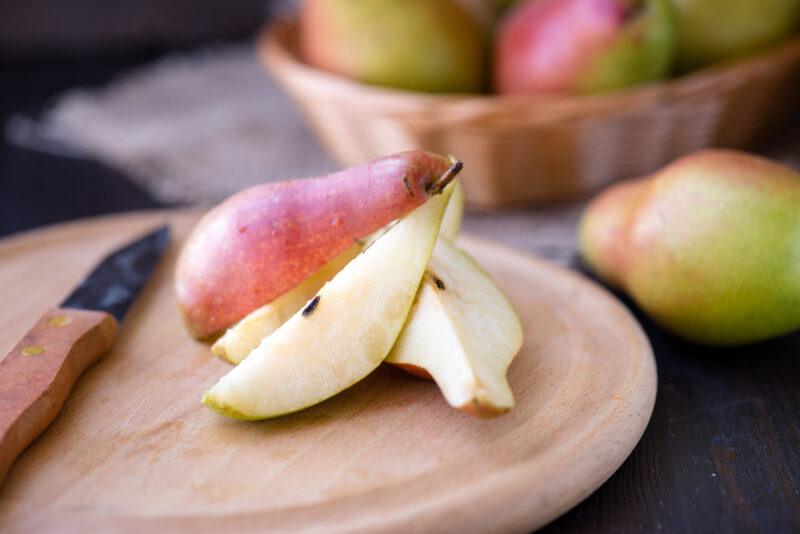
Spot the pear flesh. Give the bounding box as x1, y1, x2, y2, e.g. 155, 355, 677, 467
212, 237, 523, 417
207, 184, 523, 417
440, 181, 465, 241
386, 238, 522, 416
211, 243, 362, 364
203, 184, 454, 419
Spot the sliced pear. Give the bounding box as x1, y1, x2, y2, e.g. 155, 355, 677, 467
440, 180, 464, 240
386, 237, 523, 417
203, 184, 455, 420
213, 187, 464, 365
211, 243, 362, 364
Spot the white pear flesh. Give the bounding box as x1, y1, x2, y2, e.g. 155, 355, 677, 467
211, 243, 362, 364
203, 184, 454, 420
440, 180, 465, 241
386, 237, 522, 417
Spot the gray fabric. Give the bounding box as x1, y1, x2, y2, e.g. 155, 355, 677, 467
12, 45, 335, 205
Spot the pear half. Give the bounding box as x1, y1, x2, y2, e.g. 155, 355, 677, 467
203, 184, 454, 419
211, 243, 362, 364
213, 186, 465, 365
386, 237, 522, 417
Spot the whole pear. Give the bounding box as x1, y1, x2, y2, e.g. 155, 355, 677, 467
674, 0, 800, 71
580, 150, 800, 346
300, 0, 486, 93
495, 0, 675, 95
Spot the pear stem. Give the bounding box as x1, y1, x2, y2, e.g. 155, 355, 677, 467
428, 158, 464, 195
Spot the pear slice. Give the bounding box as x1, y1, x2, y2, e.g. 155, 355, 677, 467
440, 180, 465, 241
203, 183, 454, 420
212, 187, 465, 365
386, 237, 523, 417
211, 243, 362, 364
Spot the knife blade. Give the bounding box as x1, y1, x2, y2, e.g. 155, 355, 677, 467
0, 225, 170, 484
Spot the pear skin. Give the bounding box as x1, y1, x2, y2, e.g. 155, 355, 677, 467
577, 0, 675, 94
578, 177, 652, 289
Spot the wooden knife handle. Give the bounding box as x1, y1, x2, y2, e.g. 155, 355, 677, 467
0, 307, 117, 484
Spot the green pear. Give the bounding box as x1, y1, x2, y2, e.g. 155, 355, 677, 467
300, 0, 486, 93
203, 183, 454, 419
674, 0, 800, 71
579, 149, 800, 346
577, 0, 677, 94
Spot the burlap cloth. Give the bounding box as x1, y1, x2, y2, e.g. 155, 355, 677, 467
10, 44, 800, 264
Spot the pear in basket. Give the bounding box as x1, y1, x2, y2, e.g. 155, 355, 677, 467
495, 0, 675, 94
300, 0, 486, 93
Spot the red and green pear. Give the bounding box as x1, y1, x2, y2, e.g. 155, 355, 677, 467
495, 0, 675, 95
176, 151, 461, 339
580, 150, 800, 346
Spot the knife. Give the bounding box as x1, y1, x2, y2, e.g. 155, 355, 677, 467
0, 225, 170, 483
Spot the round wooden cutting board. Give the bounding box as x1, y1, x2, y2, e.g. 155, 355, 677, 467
0, 211, 656, 533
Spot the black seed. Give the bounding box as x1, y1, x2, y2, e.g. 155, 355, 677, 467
402, 175, 414, 197
302, 295, 321, 317
433, 277, 446, 290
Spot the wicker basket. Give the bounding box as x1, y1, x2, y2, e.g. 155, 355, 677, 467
260, 20, 800, 208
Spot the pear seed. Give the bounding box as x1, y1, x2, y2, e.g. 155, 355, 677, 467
302, 296, 321, 317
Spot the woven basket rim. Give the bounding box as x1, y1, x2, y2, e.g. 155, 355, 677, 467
260, 18, 800, 124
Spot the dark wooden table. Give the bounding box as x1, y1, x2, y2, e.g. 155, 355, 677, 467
1, 53, 798, 534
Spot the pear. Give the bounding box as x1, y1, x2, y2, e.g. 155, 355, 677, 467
386, 238, 523, 416
495, 0, 675, 95
176, 151, 459, 339
674, 0, 800, 71
203, 183, 455, 419
578, 177, 651, 290
211, 243, 362, 364
579, 149, 800, 346
212, 184, 465, 365
440, 181, 465, 241
300, 0, 486, 93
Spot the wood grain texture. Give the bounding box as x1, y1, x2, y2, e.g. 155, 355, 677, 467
541, 295, 800, 534
0, 211, 656, 533
0, 308, 116, 483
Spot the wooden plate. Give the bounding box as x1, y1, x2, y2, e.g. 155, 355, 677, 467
0, 211, 656, 533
